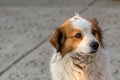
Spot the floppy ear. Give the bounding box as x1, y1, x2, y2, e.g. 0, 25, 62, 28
49, 28, 66, 52
92, 18, 104, 48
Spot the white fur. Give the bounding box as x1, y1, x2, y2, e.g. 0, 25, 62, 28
70, 15, 91, 29
76, 35, 98, 54
50, 49, 114, 80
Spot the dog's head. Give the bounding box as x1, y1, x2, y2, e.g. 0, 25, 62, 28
49, 14, 104, 57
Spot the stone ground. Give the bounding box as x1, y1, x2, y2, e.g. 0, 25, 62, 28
0, 0, 120, 80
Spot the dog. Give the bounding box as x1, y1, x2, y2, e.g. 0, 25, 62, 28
49, 13, 114, 80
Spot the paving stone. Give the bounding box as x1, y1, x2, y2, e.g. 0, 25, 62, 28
0, 7, 51, 74
0, 41, 53, 80
0, 0, 95, 7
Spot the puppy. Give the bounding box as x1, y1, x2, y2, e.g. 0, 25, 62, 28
49, 14, 114, 80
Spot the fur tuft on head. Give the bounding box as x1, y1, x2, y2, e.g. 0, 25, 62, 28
74, 12, 80, 16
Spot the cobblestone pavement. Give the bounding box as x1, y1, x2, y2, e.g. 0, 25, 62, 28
0, 0, 120, 80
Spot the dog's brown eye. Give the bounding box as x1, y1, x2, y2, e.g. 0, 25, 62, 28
74, 33, 82, 38
92, 30, 97, 35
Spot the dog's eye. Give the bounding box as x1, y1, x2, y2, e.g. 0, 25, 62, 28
92, 30, 97, 35
74, 33, 82, 38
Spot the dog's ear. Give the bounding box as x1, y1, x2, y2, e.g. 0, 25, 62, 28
49, 28, 66, 52
92, 18, 104, 48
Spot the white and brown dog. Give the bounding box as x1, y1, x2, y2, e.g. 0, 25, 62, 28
49, 14, 114, 80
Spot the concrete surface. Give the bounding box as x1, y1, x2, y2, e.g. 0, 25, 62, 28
0, 0, 120, 80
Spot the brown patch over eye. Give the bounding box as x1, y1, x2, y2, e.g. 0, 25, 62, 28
92, 29, 97, 36
74, 33, 82, 39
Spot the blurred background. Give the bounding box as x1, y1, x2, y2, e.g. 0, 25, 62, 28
0, 0, 120, 80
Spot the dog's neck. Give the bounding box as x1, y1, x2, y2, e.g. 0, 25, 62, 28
51, 51, 107, 80
71, 53, 96, 69
71, 53, 96, 64
69, 52, 105, 80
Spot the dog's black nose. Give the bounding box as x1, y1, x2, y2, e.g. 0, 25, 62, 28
90, 41, 99, 50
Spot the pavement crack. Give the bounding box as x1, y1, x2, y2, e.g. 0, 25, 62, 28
77, 0, 98, 14
88, 0, 98, 6
0, 35, 50, 76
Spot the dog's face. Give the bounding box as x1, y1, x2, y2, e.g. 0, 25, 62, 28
50, 15, 104, 57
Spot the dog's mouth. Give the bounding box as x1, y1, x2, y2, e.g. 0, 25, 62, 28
80, 52, 85, 55
90, 50, 97, 54
80, 50, 97, 55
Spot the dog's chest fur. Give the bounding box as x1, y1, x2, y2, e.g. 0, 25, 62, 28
50, 51, 111, 80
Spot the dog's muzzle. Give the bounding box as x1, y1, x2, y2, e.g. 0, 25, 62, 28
90, 41, 99, 54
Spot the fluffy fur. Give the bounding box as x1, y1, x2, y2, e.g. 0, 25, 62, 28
49, 14, 114, 80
